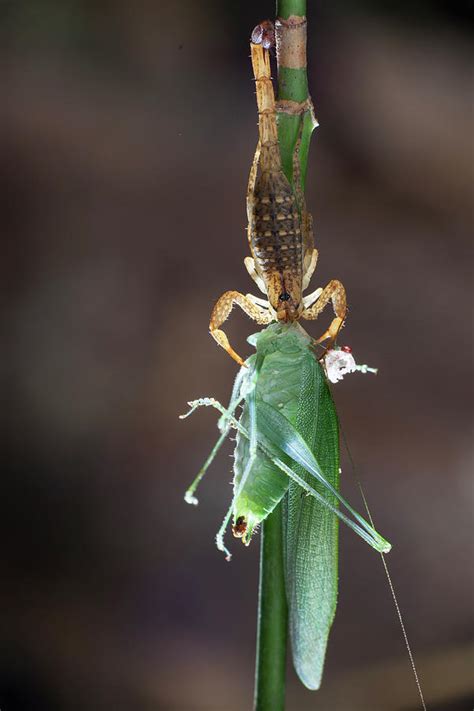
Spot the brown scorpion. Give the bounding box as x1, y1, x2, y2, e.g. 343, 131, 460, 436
210, 23, 346, 366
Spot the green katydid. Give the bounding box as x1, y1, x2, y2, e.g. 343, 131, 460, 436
181, 321, 391, 690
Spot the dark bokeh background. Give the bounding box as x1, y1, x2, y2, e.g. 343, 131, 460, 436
1, 2, 473, 710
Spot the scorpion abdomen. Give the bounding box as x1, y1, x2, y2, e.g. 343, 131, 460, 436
250, 169, 303, 282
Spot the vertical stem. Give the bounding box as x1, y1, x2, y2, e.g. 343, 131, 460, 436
254, 2, 313, 709
254, 502, 288, 711
278, 0, 306, 16
275, 0, 315, 190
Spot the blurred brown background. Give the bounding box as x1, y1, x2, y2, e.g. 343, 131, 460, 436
1, 2, 473, 710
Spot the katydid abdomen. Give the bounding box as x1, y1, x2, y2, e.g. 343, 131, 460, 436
232, 323, 312, 541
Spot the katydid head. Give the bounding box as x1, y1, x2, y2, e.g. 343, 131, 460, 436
232, 514, 259, 546
232, 515, 247, 538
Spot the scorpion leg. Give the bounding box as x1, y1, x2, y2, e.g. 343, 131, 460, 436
291, 116, 306, 215
244, 256, 267, 295
210, 290, 273, 366
245, 141, 268, 295
247, 140, 261, 202
245, 293, 270, 309
302, 285, 322, 309
302, 247, 318, 292
291, 114, 317, 282
246, 139, 261, 228
302, 279, 347, 347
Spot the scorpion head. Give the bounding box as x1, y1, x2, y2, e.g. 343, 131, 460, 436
271, 285, 303, 322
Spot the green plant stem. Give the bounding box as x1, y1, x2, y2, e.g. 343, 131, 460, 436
254, 2, 314, 709
276, 0, 315, 190
278, 0, 306, 16
254, 502, 288, 711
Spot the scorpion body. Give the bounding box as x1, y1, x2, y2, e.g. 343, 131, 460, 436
210, 26, 346, 366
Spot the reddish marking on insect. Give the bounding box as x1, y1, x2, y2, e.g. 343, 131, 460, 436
251, 20, 275, 49
341, 345, 352, 353
232, 516, 247, 538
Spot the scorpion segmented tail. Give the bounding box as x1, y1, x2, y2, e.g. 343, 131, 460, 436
251, 40, 281, 171
248, 31, 304, 322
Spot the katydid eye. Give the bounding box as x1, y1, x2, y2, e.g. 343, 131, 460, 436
279, 292, 290, 302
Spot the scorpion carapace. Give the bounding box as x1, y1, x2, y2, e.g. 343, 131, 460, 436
210, 22, 347, 366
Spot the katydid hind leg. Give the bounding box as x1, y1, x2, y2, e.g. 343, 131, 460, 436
256, 435, 388, 552
184, 395, 389, 552
255, 400, 391, 552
